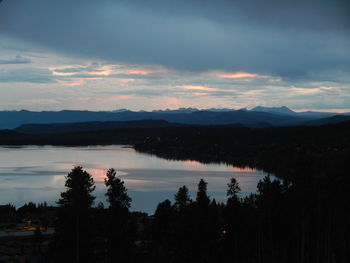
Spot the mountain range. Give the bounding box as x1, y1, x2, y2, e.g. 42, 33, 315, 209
0, 107, 349, 130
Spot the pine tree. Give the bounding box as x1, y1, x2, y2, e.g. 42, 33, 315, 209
174, 185, 191, 210
104, 168, 133, 263
104, 168, 131, 210
227, 177, 241, 205
227, 177, 241, 198
196, 179, 210, 207
55, 166, 96, 263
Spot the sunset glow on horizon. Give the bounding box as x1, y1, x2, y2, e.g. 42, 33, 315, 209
0, 0, 349, 112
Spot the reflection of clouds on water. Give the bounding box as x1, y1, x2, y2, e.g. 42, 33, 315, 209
0, 145, 268, 213
113, 169, 264, 194
231, 166, 256, 173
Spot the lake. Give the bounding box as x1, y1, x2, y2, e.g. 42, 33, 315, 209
0, 145, 268, 213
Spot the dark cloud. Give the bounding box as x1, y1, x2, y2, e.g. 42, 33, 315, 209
0, 55, 31, 64
0, 0, 349, 80
0, 68, 55, 83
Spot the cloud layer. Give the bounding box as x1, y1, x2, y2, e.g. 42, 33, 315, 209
1, 0, 349, 79
0, 0, 349, 111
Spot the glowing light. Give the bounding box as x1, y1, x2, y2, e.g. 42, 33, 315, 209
221, 230, 227, 236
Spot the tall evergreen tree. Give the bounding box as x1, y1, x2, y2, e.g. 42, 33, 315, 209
104, 168, 133, 263
227, 177, 241, 199
55, 166, 96, 263
174, 185, 191, 210
58, 166, 95, 209
196, 179, 210, 207
226, 177, 241, 208
105, 168, 132, 210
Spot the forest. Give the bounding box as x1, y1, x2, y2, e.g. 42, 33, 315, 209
1, 121, 350, 262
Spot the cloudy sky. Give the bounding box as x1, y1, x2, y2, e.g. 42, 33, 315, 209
0, 0, 349, 111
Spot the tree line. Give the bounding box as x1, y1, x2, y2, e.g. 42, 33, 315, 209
41, 165, 349, 263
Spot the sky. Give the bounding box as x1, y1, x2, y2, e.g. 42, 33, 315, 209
0, 0, 349, 112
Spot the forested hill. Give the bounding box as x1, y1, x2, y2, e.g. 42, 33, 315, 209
1, 121, 349, 181
14, 120, 174, 134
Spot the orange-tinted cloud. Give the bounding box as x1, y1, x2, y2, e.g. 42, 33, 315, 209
231, 167, 256, 173
87, 69, 114, 76
60, 80, 84, 86
125, 67, 168, 75
209, 71, 272, 79
118, 78, 136, 83
52, 71, 76, 76
164, 97, 181, 107
101, 95, 132, 103
177, 85, 215, 91
192, 92, 208, 96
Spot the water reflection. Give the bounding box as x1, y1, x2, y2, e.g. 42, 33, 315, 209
0, 145, 267, 213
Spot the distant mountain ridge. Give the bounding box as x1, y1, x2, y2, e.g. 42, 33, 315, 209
251, 106, 296, 115
0, 107, 349, 129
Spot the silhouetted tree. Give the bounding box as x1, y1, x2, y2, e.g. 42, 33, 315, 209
174, 185, 191, 211
104, 168, 133, 263
105, 168, 132, 210
222, 178, 243, 262
96, 201, 104, 210
55, 166, 96, 263
227, 177, 241, 200
58, 166, 95, 208
196, 179, 210, 207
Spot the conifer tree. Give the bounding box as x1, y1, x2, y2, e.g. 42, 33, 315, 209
174, 185, 191, 210
105, 168, 131, 210
196, 179, 210, 207
58, 166, 95, 209
227, 177, 241, 205
104, 168, 133, 263
55, 166, 96, 263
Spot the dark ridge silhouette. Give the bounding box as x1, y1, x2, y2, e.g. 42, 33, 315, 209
1, 121, 350, 184
15, 120, 174, 134
303, 114, 350, 126
0, 109, 314, 129
3, 108, 350, 129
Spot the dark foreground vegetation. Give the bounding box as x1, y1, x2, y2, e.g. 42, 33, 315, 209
1, 162, 349, 263
1, 121, 350, 262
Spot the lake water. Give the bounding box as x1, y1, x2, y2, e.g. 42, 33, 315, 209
0, 145, 267, 213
